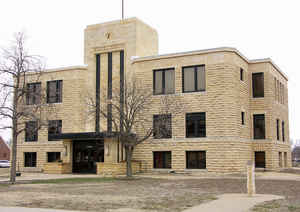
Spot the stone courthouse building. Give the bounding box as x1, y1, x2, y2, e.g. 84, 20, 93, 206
17, 18, 291, 174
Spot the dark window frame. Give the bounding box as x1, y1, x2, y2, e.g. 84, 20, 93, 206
182, 65, 206, 93
282, 121, 285, 142
252, 72, 264, 98
153, 151, 172, 169
48, 120, 62, 141
47, 152, 61, 162
153, 68, 175, 95
26, 82, 41, 105
153, 114, 172, 139
276, 119, 280, 140
186, 112, 206, 138
240, 68, 244, 81
186, 151, 206, 169
25, 121, 38, 142
241, 112, 245, 125
253, 114, 265, 139
47, 80, 63, 103
24, 152, 37, 167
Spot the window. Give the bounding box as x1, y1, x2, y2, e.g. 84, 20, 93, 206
153, 114, 172, 139
252, 73, 264, 98
25, 121, 38, 142
279, 152, 282, 167
47, 80, 62, 103
241, 112, 245, 125
276, 119, 280, 140
240, 68, 244, 81
47, 152, 61, 162
186, 151, 206, 169
24, 152, 37, 167
255, 151, 265, 168
282, 121, 285, 142
26, 82, 41, 105
153, 151, 171, 169
153, 68, 175, 95
186, 112, 206, 138
253, 114, 265, 139
182, 65, 205, 92
48, 120, 62, 141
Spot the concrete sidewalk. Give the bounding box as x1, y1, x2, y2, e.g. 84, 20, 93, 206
0, 207, 81, 212
183, 193, 284, 212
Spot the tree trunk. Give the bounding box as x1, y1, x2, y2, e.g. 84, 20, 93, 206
10, 85, 18, 184
126, 146, 133, 178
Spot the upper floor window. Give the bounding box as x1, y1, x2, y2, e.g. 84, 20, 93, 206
253, 114, 265, 139
26, 82, 41, 105
48, 120, 62, 141
153, 114, 172, 139
252, 73, 264, 98
182, 65, 205, 93
25, 121, 38, 142
240, 68, 244, 81
47, 80, 62, 103
153, 68, 175, 95
186, 112, 206, 138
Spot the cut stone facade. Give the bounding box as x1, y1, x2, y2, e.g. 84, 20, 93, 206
16, 17, 291, 174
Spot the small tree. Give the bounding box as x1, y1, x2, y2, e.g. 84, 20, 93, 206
87, 76, 183, 177
0, 32, 55, 183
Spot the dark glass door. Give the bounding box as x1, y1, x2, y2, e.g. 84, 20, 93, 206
73, 140, 104, 173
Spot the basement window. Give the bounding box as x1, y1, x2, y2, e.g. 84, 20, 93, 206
47, 152, 61, 162
186, 151, 206, 169
24, 152, 37, 167
153, 151, 171, 169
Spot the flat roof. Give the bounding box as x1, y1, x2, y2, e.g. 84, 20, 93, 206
132, 47, 288, 81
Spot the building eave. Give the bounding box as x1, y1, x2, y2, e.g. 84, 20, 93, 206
132, 47, 288, 81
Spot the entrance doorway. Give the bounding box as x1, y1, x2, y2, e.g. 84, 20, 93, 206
255, 151, 266, 168
73, 140, 104, 173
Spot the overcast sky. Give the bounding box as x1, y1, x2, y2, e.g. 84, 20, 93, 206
0, 0, 299, 144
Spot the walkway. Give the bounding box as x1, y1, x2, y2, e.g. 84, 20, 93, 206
0, 207, 80, 212
183, 193, 284, 212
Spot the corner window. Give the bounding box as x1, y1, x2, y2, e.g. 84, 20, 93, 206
241, 112, 245, 125
48, 120, 62, 141
153, 151, 171, 169
186, 112, 206, 138
25, 121, 38, 142
282, 121, 285, 142
240, 68, 244, 81
24, 152, 37, 167
182, 65, 205, 93
276, 119, 280, 140
47, 80, 63, 103
153, 114, 172, 139
47, 152, 61, 162
186, 151, 206, 169
153, 68, 175, 95
26, 82, 41, 105
253, 114, 265, 139
252, 73, 264, 98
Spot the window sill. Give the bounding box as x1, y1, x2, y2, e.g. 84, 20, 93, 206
183, 90, 206, 94
252, 97, 264, 99
184, 169, 207, 171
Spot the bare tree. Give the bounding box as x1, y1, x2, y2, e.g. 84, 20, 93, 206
0, 32, 55, 183
87, 76, 183, 177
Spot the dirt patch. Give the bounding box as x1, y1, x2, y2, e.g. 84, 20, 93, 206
1, 177, 300, 212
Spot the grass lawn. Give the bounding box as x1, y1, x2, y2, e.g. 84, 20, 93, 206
0, 176, 300, 212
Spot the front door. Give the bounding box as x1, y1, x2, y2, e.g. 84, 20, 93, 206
73, 140, 104, 173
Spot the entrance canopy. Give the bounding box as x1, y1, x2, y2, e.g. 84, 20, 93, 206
49, 131, 119, 141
